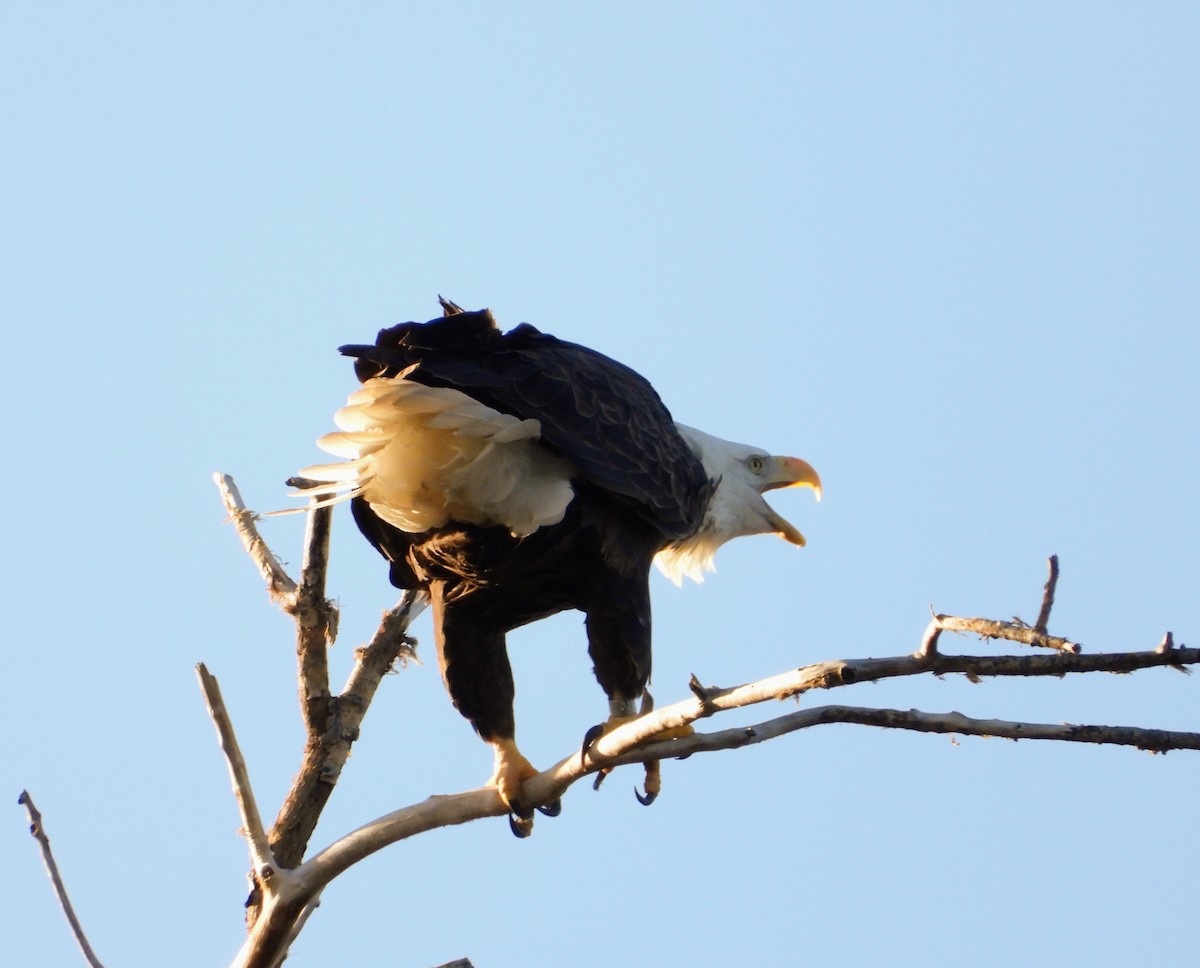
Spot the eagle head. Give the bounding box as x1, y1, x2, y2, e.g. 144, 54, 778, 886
654, 424, 821, 585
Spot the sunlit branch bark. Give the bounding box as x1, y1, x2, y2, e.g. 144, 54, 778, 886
196, 664, 275, 883
215, 597, 1200, 968
341, 592, 427, 703
624, 705, 1200, 758
266, 592, 420, 874
214, 473, 298, 606
927, 613, 1080, 654
206, 500, 1198, 968
247, 636, 1200, 931
17, 792, 106, 968
291, 482, 337, 737
214, 473, 426, 947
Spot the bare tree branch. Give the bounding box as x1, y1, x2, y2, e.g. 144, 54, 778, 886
341, 592, 427, 700
238, 635, 1200, 950
17, 791, 106, 968
208, 490, 1197, 968
929, 613, 1080, 654
920, 555, 1074, 656
266, 591, 420, 875
214, 473, 298, 606
196, 664, 276, 884
291, 484, 337, 738
1034, 553, 1060, 632
634, 705, 1200, 757
215, 473, 427, 947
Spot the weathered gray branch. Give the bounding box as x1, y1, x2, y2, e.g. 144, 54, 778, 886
214, 472, 424, 951
214, 473, 298, 606
265, 591, 420, 875
293, 493, 336, 736
231, 634, 1200, 968
208, 500, 1197, 968
1034, 553, 1060, 632
17, 791, 106, 968
635, 705, 1200, 757
927, 613, 1080, 654
196, 664, 275, 883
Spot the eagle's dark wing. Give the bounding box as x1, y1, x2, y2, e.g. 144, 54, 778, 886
339, 311, 711, 541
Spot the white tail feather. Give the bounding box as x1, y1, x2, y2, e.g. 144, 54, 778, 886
315, 430, 388, 458
284, 372, 576, 535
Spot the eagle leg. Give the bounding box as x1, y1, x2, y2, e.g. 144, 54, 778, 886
580, 701, 694, 806
635, 762, 660, 806
489, 737, 542, 837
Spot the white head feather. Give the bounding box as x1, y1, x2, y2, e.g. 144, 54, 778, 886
654, 424, 821, 586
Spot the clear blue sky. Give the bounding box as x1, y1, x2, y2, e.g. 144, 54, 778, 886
5, 4, 1198, 966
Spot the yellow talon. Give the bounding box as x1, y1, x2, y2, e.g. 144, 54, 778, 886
488, 737, 539, 814
585, 706, 693, 806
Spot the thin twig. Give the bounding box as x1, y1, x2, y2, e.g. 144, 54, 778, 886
917, 609, 941, 658
214, 473, 298, 606
934, 613, 1080, 653
631, 705, 1200, 758
195, 664, 276, 884
17, 791, 106, 968
1034, 554, 1060, 632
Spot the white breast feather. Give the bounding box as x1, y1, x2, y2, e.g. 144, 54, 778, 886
295, 368, 575, 536
652, 424, 757, 586
653, 532, 721, 586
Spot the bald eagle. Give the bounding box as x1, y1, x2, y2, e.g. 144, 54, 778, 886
295, 301, 820, 831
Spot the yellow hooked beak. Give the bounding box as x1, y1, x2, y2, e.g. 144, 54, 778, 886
760, 455, 822, 547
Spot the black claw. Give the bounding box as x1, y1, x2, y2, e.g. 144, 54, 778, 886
536, 799, 562, 818
634, 786, 658, 806
592, 770, 608, 792
508, 812, 533, 838
580, 723, 606, 766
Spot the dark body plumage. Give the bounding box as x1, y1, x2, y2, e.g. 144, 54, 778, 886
341, 305, 713, 746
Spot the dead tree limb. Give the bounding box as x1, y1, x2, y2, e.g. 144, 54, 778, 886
226, 630, 1200, 967
17, 791, 106, 968
205, 483, 1196, 967
215, 473, 297, 606
196, 664, 275, 882
214, 473, 423, 933
1034, 553, 1060, 633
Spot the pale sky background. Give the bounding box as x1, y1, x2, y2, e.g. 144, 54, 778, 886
5, 4, 1198, 967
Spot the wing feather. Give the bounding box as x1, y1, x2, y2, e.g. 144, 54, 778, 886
340, 312, 710, 540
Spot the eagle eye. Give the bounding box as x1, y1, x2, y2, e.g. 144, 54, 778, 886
747, 455, 766, 474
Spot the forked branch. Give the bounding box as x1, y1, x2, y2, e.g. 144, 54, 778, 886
214, 473, 298, 606
231, 626, 1200, 968
207, 492, 1196, 968
213, 472, 423, 937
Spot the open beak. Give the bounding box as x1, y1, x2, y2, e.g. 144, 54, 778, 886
761, 456, 822, 547
763, 456, 822, 499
